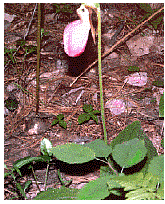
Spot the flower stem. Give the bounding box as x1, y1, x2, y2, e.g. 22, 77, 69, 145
97, 6, 107, 145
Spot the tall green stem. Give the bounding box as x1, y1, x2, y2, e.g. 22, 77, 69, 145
97, 6, 107, 144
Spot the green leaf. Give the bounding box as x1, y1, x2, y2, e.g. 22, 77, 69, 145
84, 139, 112, 158
127, 66, 140, 72
77, 176, 116, 200
57, 114, 64, 120
126, 188, 156, 200
110, 172, 144, 191
139, 3, 153, 13
34, 187, 79, 200
40, 138, 53, 156
78, 113, 91, 124
13, 156, 50, 169
141, 172, 159, 192
100, 165, 114, 177
112, 138, 147, 168
90, 114, 98, 124
110, 121, 157, 172
83, 104, 93, 113
24, 180, 32, 192
148, 155, 164, 184
50, 143, 95, 164
59, 120, 67, 129
159, 93, 164, 117
51, 119, 58, 126
16, 183, 27, 199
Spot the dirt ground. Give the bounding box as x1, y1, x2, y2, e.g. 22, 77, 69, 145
4, 3, 164, 199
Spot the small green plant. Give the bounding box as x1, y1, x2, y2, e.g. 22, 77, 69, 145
41, 28, 49, 38
4, 47, 17, 64
53, 3, 73, 14
51, 114, 67, 129
4, 153, 51, 199
78, 104, 100, 125
127, 66, 140, 72
16, 39, 37, 60
152, 80, 164, 88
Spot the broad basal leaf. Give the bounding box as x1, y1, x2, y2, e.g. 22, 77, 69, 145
13, 155, 51, 170
85, 139, 112, 158
110, 121, 157, 162
112, 138, 147, 168
50, 143, 95, 164
77, 176, 118, 200
34, 187, 79, 200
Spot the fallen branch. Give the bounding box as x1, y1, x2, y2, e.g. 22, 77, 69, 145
70, 6, 164, 87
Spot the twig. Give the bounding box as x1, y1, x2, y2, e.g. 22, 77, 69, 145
36, 3, 41, 115
70, 6, 164, 87
24, 3, 38, 40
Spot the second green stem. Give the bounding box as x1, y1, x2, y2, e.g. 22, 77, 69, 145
97, 7, 107, 145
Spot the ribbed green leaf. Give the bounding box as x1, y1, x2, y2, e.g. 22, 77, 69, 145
85, 139, 112, 158
110, 172, 144, 191
110, 121, 157, 172
77, 176, 118, 200
148, 155, 164, 184
112, 138, 147, 168
34, 187, 79, 200
126, 189, 156, 200
50, 143, 95, 164
13, 156, 50, 169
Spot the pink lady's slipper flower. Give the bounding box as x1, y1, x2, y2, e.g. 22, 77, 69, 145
63, 5, 91, 57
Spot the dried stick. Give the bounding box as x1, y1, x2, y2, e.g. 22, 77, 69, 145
36, 3, 41, 115
70, 6, 164, 87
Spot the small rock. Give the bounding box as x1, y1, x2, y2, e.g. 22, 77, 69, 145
4, 13, 16, 22
105, 99, 126, 116
126, 34, 154, 56
124, 72, 148, 87
6, 83, 17, 92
